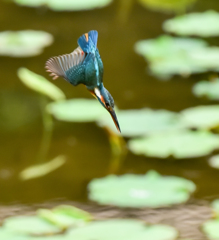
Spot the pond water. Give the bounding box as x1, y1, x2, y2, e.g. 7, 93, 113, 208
1, 0, 219, 205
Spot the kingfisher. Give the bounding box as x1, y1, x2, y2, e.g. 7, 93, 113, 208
45, 30, 120, 132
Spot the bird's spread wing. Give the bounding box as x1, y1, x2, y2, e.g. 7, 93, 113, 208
45, 47, 86, 86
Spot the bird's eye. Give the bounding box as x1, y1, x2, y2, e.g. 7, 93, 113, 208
105, 102, 110, 108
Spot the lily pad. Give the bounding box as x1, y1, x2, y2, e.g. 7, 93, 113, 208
128, 130, 219, 158
19, 155, 66, 180
47, 99, 108, 122
38, 205, 92, 229
67, 219, 178, 240
0, 30, 53, 57
18, 68, 65, 101
99, 108, 185, 137
3, 216, 61, 236
134, 35, 219, 79
211, 199, 219, 216
88, 170, 196, 207
134, 35, 208, 79
180, 105, 219, 129
163, 10, 219, 37
13, 0, 113, 11
202, 219, 219, 240
0, 228, 29, 240
208, 155, 219, 169
193, 79, 219, 100
138, 0, 196, 14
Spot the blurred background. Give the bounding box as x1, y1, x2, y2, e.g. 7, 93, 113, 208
1, 0, 219, 208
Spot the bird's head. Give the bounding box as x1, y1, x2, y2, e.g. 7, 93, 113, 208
90, 86, 121, 133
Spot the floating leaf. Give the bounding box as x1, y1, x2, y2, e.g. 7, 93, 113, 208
0, 228, 29, 240
13, 0, 113, 11
134, 35, 219, 79
180, 105, 219, 129
99, 108, 185, 137
193, 79, 219, 100
19, 155, 66, 180
47, 99, 108, 122
38, 205, 92, 229
88, 170, 195, 207
3, 216, 61, 236
18, 68, 66, 101
67, 219, 178, 240
134, 35, 208, 79
208, 155, 219, 169
211, 199, 219, 217
0, 30, 53, 57
202, 219, 219, 240
138, 0, 196, 14
128, 130, 219, 158
163, 10, 219, 37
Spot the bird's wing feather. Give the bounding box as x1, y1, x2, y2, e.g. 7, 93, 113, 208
45, 47, 86, 81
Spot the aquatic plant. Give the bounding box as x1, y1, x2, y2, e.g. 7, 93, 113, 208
0, 30, 53, 57
88, 170, 196, 207
163, 10, 219, 37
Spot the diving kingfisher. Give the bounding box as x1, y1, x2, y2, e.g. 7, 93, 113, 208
45, 30, 120, 132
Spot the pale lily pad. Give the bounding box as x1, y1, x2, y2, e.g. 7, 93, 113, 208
128, 130, 219, 158
47, 99, 108, 122
67, 219, 178, 240
38, 205, 92, 229
208, 155, 219, 169
88, 170, 196, 207
0, 228, 29, 240
202, 219, 219, 240
18, 68, 65, 101
134, 35, 219, 79
163, 10, 219, 37
3, 216, 61, 235
99, 108, 185, 137
193, 79, 219, 100
14, 0, 112, 11
211, 199, 219, 216
19, 155, 66, 180
138, 0, 196, 14
180, 105, 219, 129
134, 35, 208, 78
0, 30, 53, 57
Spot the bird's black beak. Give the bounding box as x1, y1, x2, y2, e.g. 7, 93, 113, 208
108, 107, 121, 133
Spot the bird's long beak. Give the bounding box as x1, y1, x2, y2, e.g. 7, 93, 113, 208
89, 89, 121, 133
108, 108, 121, 133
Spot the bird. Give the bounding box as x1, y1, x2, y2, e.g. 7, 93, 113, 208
45, 30, 121, 133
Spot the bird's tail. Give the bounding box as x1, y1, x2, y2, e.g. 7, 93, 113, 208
77, 30, 98, 53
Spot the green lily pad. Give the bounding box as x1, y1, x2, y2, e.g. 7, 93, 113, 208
128, 130, 219, 158
211, 199, 219, 217
134, 35, 209, 79
163, 10, 219, 37
98, 108, 185, 137
0, 30, 53, 57
38, 205, 92, 229
67, 219, 178, 240
202, 219, 219, 240
18, 68, 65, 101
138, 0, 196, 14
134, 35, 219, 79
0, 228, 29, 240
3, 216, 61, 236
180, 105, 219, 129
88, 170, 195, 207
208, 155, 219, 169
193, 79, 219, 100
13, 0, 113, 11
47, 99, 108, 122
19, 155, 66, 180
